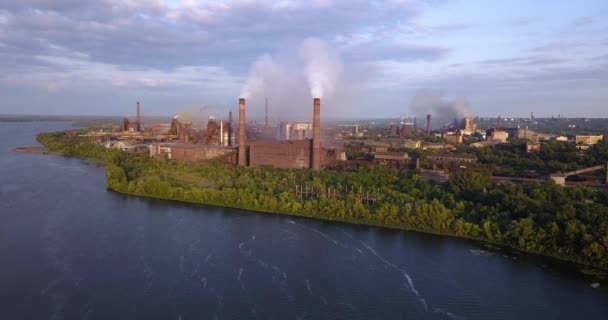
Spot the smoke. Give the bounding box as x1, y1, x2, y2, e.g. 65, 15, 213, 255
240, 54, 283, 99
410, 90, 471, 128
237, 38, 343, 119
173, 102, 222, 129
298, 37, 342, 99
240, 38, 342, 100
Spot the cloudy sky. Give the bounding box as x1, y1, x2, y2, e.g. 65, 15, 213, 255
0, 0, 607, 120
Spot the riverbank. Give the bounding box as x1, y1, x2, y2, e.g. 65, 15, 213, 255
11, 146, 50, 154
107, 184, 607, 279
36, 130, 608, 272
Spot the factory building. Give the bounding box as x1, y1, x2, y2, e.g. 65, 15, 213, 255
374, 151, 409, 169
140, 97, 337, 170
121, 101, 143, 132
279, 122, 313, 141
427, 154, 477, 170
575, 135, 604, 145
149, 143, 236, 162
463, 117, 476, 135
235, 98, 336, 170
400, 123, 414, 138
526, 142, 541, 153
445, 131, 463, 144
248, 140, 337, 169
486, 129, 509, 143
389, 124, 399, 136
336, 124, 359, 137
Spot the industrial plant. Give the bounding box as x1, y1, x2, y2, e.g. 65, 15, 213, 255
87, 97, 606, 180
89, 97, 341, 170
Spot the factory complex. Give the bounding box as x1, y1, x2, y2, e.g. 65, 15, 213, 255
86, 98, 605, 175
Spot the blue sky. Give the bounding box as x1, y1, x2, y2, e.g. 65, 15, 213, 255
0, 0, 606, 120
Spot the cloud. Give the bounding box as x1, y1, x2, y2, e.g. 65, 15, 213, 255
573, 15, 596, 27
528, 42, 585, 52
344, 42, 449, 62
1, 0, 606, 117
591, 54, 608, 61
480, 56, 570, 66
507, 17, 536, 27
0, 54, 241, 94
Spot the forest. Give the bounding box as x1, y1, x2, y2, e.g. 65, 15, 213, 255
37, 131, 608, 270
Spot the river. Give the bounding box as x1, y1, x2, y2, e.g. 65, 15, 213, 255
0, 121, 606, 319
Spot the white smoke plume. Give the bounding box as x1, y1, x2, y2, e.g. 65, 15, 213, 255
237, 38, 343, 120
410, 90, 471, 129
298, 37, 342, 99
240, 54, 283, 99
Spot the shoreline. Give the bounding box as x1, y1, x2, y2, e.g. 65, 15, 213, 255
11, 146, 51, 154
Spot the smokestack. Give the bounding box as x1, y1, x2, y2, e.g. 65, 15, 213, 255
219, 120, 223, 146
312, 98, 321, 171
426, 114, 431, 135
228, 111, 233, 146
238, 98, 247, 166
136, 101, 141, 131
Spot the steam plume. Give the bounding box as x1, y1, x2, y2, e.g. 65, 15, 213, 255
298, 37, 342, 98
240, 54, 282, 99
410, 90, 471, 129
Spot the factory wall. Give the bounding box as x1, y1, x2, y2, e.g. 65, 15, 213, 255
249, 140, 312, 169
149, 143, 236, 162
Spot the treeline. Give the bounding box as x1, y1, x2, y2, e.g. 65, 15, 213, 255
466, 139, 608, 177
38, 131, 608, 270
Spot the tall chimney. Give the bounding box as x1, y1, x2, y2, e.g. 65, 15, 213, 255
238, 98, 247, 166
136, 101, 141, 131
228, 111, 233, 146
426, 114, 431, 135
312, 98, 321, 171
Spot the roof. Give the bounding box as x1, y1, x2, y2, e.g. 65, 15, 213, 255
428, 154, 476, 160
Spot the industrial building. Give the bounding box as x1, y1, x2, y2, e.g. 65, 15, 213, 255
462, 118, 477, 135
121, 101, 143, 132
427, 154, 477, 170
400, 123, 414, 138
279, 122, 313, 141
526, 142, 541, 153
336, 124, 359, 137
234, 97, 337, 170
445, 132, 463, 144
374, 151, 409, 168
486, 129, 509, 142
575, 135, 604, 145
149, 143, 236, 162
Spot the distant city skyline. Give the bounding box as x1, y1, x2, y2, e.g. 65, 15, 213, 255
0, 0, 607, 119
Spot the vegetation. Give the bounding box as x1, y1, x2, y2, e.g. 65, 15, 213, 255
38, 131, 608, 270
467, 139, 608, 177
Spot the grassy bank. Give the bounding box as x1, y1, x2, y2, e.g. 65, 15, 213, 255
37, 131, 608, 271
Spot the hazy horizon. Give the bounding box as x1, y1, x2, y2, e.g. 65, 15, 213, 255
0, 1, 606, 119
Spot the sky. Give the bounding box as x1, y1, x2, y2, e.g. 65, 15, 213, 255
0, 0, 607, 120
